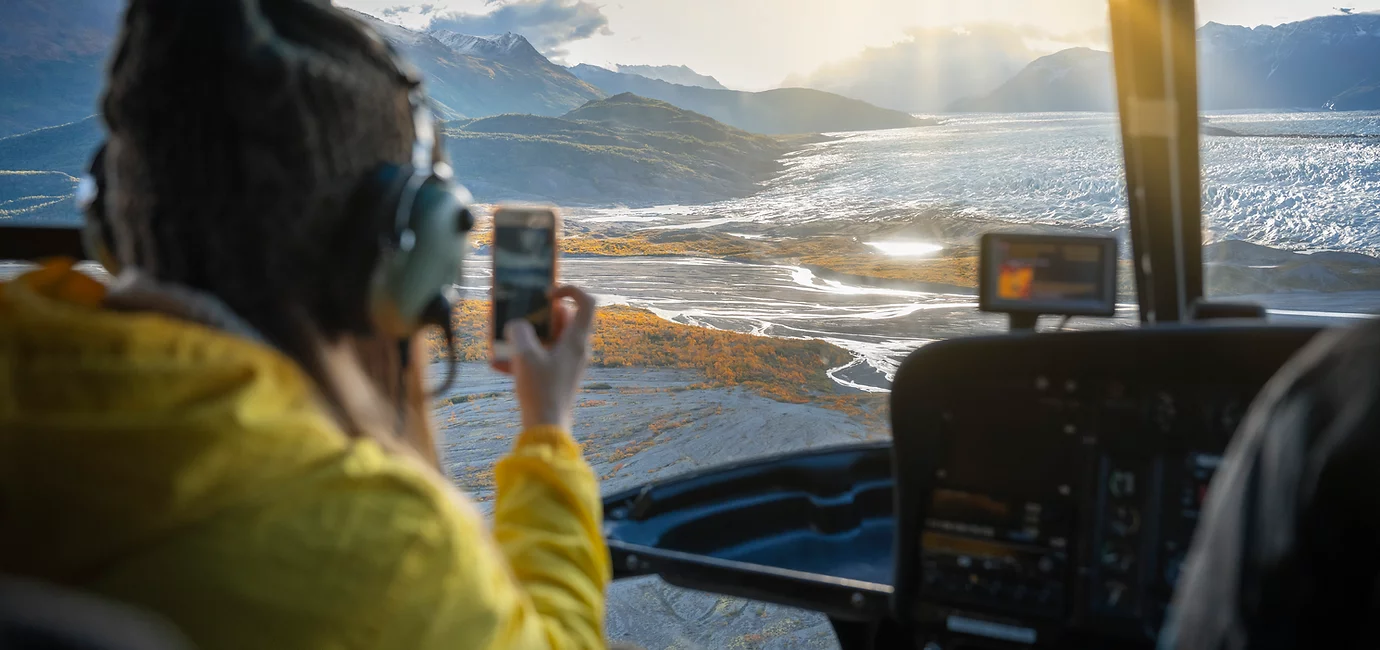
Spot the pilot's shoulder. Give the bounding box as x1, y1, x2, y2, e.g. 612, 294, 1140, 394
1253, 322, 1380, 421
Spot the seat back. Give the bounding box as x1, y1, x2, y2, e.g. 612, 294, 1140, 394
0, 577, 192, 650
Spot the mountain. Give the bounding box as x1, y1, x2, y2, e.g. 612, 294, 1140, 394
783, 26, 1035, 113
1331, 81, 1380, 111
429, 30, 542, 62
950, 14, 1380, 113
443, 94, 822, 205
346, 11, 604, 119
0, 2, 605, 138
948, 48, 1115, 113
569, 65, 930, 135
1198, 14, 1380, 110
611, 64, 727, 90
0, 0, 121, 137
0, 95, 821, 218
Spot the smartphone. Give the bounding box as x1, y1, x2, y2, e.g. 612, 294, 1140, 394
491, 206, 558, 362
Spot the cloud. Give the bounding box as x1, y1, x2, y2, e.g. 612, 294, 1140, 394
1052, 25, 1111, 48
427, 0, 611, 58
903, 22, 1109, 54
381, 3, 436, 20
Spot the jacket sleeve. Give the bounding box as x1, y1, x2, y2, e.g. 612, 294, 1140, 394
78, 426, 610, 650
491, 425, 613, 648
377, 425, 611, 650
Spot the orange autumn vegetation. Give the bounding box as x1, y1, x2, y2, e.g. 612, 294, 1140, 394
471, 228, 749, 258
469, 218, 976, 288
736, 237, 978, 289
429, 300, 854, 404
560, 236, 740, 257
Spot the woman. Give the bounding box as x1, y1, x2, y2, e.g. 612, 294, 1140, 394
0, 1, 610, 648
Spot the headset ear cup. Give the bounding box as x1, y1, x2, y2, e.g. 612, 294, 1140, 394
371, 174, 473, 338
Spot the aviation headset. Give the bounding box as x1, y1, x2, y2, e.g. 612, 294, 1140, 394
77, 39, 474, 392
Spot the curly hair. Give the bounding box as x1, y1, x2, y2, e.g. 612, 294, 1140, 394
99, 0, 435, 456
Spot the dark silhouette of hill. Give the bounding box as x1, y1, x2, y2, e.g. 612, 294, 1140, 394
569, 64, 932, 135
444, 94, 828, 205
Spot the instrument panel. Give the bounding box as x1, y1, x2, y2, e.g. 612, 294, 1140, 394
890, 326, 1322, 648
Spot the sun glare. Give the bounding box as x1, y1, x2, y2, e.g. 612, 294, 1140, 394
865, 241, 945, 256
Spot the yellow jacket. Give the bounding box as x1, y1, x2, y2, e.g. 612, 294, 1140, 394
0, 261, 611, 649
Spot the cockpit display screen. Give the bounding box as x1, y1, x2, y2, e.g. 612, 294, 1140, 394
979, 233, 1118, 317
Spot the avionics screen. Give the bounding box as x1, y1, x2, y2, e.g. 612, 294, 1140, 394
925, 404, 1077, 547
979, 234, 1117, 317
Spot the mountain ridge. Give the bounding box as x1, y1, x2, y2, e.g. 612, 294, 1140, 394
429, 30, 544, 62
569, 64, 931, 135
0, 95, 828, 219
784, 25, 1035, 113
950, 13, 1380, 112
441, 93, 826, 205
947, 47, 1115, 113
344, 10, 605, 119
610, 64, 727, 90
1199, 13, 1380, 110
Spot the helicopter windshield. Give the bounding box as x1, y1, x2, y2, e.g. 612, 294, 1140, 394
1, 0, 1377, 648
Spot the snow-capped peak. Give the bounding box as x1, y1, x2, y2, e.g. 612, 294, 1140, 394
342, 8, 430, 47
429, 30, 538, 59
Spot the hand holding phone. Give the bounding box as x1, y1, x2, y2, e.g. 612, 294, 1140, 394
504, 286, 595, 430
491, 206, 558, 370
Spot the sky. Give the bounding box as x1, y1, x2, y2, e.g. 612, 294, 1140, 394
337, 0, 1376, 90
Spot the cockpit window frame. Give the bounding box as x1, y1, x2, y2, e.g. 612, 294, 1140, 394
0, 225, 84, 261
1109, 0, 1206, 324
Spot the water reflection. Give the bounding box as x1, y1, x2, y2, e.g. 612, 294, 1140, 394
864, 241, 944, 256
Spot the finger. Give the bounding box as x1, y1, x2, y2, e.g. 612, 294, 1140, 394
549, 298, 573, 345
505, 319, 544, 365
551, 285, 596, 342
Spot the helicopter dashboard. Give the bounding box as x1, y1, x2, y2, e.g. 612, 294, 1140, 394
603, 324, 1323, 649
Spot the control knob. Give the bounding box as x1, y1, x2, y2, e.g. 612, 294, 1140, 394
1100, 543, 1136, 574
1109, 505, 1141, 536
1102, 580, 1129, 608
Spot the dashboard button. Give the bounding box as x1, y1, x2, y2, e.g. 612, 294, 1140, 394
1100, 543, 1136, 573
1100, 580, 1129, 609
1109, 505, 1142, 536
1109, 470, 1136, 498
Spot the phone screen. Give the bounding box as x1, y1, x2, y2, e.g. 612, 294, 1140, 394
493, 219, 556, 342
